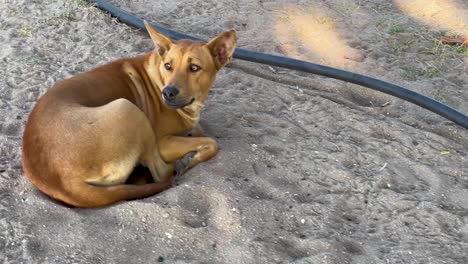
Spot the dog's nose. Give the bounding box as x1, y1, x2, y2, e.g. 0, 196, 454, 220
162, 86, 179, 101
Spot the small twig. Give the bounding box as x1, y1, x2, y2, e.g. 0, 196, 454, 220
439, 37, 468, 46
378, 162, 388, 172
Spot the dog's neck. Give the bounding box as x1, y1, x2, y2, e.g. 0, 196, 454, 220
144, 52, 203, 128
175, 101, 203, 126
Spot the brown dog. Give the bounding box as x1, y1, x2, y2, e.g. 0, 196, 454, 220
21, 21, 237, 208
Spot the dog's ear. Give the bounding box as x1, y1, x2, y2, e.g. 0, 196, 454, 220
144, 20, 173, 56
206, 30, 237, 69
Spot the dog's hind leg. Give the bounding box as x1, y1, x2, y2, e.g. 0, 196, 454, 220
79, 98, 173, 186
141, 150, 175, 183
114, 100, 175, 183
85, 148, 141, 186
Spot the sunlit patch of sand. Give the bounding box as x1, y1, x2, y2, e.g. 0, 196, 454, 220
273, 6, 364, 67
393, 0, 468, 36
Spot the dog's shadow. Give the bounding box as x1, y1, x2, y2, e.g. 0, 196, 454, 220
125, 165, 155, 185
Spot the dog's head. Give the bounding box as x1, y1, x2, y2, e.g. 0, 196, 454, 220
144, 21, 237, 109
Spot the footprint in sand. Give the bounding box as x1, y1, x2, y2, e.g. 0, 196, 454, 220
177, 187, 241, 234
0, 120, 22, 137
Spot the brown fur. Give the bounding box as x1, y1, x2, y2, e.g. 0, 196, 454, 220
21, 21, 237, 208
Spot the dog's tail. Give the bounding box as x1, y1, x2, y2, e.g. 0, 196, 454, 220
60, 180, 173, 208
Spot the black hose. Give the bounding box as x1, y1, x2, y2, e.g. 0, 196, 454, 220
89, 0, 468, 129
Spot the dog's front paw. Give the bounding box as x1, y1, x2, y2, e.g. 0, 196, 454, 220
175, 151, 197, 177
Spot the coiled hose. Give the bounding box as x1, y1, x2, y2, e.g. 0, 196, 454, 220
88, 0, 468, 129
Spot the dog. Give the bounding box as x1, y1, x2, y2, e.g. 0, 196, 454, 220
21, 21, 237, 208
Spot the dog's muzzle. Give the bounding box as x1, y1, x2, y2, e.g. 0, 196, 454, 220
162, 86, 194, 109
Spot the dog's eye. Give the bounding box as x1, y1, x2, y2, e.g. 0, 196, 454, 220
189, 64, 201, 72
164, 63, 172, 71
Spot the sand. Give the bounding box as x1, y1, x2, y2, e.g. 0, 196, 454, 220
1, 0, 467, 263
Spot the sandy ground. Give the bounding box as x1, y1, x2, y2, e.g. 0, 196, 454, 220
1, 0, 467, 263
